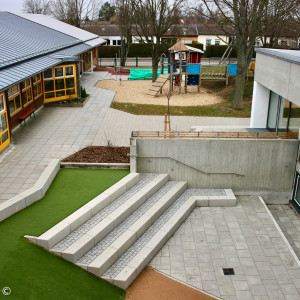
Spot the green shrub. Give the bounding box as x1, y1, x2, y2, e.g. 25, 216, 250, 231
99, 43, 173, 58
81, 87, 88, 99
191, 41, 204, 51
98, 46, 121, 58
205, 45, 237, 58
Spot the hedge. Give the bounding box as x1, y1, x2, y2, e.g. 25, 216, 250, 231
99, 43, 179, 58
205, 45, 237, 58
190, 41, 204, 51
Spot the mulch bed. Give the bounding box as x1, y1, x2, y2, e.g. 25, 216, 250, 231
62, 146, 130, 163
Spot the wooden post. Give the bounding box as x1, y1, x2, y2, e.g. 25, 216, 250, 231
179, 50, 182, 94
198, 65, 202, 92
185, 51, 189, 94
164, 114, 171, 133
170, 53, 174, 92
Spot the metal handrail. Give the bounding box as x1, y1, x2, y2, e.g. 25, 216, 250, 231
131, 131, 298, 140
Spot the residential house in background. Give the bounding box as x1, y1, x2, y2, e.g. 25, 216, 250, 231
85, 22, 231, 50
0, 12, 104, 153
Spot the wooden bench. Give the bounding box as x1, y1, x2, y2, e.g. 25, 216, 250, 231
19, 108, 35, 126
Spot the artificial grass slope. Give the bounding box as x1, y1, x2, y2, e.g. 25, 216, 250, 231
0, 169, 129, 300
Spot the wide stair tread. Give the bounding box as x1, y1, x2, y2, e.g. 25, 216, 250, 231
51, 173, 160, 252
76, 181, 183, 266
102, 188, 226, 288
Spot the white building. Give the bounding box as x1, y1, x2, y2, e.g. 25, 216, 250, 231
250, 48, 300, 212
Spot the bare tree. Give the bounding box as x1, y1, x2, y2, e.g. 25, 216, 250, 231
114, 0, 133, 66
22, 0, 52, 14
197, 0, 298, 109
130, 0, 184, 82
51, 0, 100, 28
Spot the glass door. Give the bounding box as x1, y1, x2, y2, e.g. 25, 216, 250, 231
0, 92, 11, 152
292, 173, 300, 211
267, 92, 281, 131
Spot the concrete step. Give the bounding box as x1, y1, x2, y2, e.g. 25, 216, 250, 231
27, 173, 140, 249
50, 173, 169, 262
76, 181, 187, 276
101, 188, 236, 289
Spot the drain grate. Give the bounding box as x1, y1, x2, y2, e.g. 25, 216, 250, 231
223, 268, 235, 275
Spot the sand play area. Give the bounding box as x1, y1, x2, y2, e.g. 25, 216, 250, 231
96, 79, 223, 107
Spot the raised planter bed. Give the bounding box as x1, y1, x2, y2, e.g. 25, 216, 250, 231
44, 96, 89, 108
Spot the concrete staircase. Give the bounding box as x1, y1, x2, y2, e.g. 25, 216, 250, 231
146, 73, 170, 97
25, 173, 236, 290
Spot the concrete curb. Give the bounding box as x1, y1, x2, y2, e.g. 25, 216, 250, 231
259, 196, 300, 268
60, 162, 130, 170
0, 159, 60, 222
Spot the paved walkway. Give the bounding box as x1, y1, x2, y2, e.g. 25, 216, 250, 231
92, 108, 250, 146
268, 205, 300, 259
0, 72, 250, 202
0, 72, 113, 203
149, 196, 300, 300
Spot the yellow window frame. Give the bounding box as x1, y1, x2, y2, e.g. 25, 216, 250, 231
33, 74, 43, 100
21, 79, 33, 107
8, 84, 22, 116
0, 92, 11, 152
43, 64, 77, 103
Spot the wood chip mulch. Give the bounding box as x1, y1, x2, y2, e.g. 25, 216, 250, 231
62, 146, 130, 163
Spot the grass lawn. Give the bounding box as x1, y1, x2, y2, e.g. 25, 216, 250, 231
111, 79, 253, 118
0, 169, 129, 300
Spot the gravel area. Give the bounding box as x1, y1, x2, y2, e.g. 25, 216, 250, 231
96, 79, 223, 107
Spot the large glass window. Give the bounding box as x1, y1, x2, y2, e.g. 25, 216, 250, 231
33, 73, 43, 99
288, 103, 300, 132
0, 92, 11, 152
267, 91, 300, 132
43, 64, 77, 102
267, 92, 281, 131
8, 84, 21, 116
21, 79, 33, 106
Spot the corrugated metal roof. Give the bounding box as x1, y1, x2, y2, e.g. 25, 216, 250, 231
0, 12, 105, 92
52, 44, 91, 57
0, 56, 60, 92
85, 37, 105, 47
17, 13, 100, 41
0, 12, 81, 69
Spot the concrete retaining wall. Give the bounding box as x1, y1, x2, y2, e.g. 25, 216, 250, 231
0, 159, 60, 222
134, 139, 299, 192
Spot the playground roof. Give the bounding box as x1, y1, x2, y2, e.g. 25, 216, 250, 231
169, 41, 190, 52
186, 45, 204, 54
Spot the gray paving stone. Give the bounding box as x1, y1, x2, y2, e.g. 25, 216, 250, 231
149, 196, 300, 300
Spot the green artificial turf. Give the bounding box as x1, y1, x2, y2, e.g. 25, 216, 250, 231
0, 169, 129, 300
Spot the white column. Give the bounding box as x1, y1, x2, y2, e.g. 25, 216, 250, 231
90, 51, 93, 73
250, 81, 270, 128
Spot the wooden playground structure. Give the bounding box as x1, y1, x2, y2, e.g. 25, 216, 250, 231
147, 41, 238, 97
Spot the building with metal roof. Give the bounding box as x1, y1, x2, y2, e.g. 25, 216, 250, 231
0, 12, 105, 153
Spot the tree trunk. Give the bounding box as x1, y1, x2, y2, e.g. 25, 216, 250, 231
120, 35, 126, 66
152, 43, 159, 82
152, 55, 159, 82
232, 54, 247, 109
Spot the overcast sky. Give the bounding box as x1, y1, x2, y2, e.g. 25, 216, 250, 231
2, 0, 23, 13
